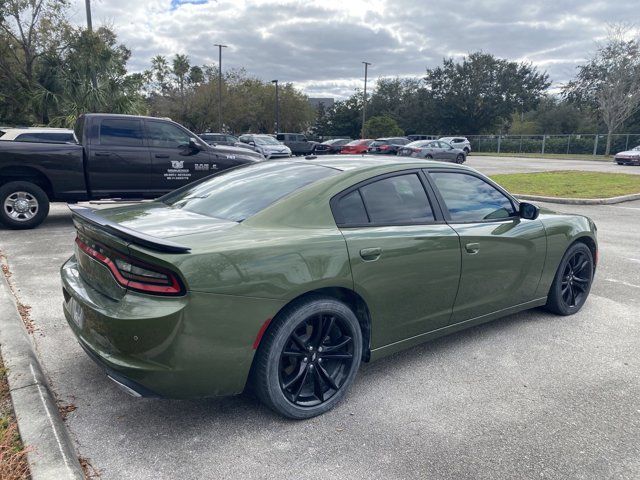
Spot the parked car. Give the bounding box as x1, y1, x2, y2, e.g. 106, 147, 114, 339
368, 137, 410, 155
275, 133, 318, 156
439, 136, 471, 154
0, 114, 263, 229
406, 134, 437, 141
340, 139, 374, 155
239, 134, 292, 159
199, 133, 240, 147
61, 157, 597, 419
614, 145, 640, 165
398, 140, 466, 163
313, 138, 352, 155
0, 127, 75, 144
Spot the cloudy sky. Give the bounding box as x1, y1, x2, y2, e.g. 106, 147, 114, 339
69, 0, 638, 98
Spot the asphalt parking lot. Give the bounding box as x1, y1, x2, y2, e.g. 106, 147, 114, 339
1, 156, 639, 479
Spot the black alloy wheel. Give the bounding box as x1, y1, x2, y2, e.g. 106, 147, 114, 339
546, 242, 594, 315
279, 313, 354, 407
560, 249, 592, 308
455, 153, 465, 164
252, 296, 362, 419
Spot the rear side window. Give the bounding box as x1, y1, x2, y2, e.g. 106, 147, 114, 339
14, 132, 74, 143
334, 190, 368, 225
100, 119, 144, 146
334, 174, 435, 226
161, 162, 339, 222
431, 172, 515, 222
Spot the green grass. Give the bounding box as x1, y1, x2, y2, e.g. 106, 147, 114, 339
473, 152, 611, 162
491, 171, 640, 198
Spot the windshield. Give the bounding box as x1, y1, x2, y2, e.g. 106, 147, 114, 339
160, 162, 338, 222
254, 136, 281, 145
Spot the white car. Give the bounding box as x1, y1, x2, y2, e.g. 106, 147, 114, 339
614, 145, 640, 166
0, 127, 75, 143
238, 134, 292, 159
439, 136, 471, 154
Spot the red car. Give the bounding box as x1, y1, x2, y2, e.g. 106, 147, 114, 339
340, 139, 373, 154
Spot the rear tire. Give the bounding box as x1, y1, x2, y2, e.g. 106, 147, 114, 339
455, 154, 465, 164
252, 296, 362, 419
0, 181, 50, 229
425, 154, 433, 159
545, 242, 594, 315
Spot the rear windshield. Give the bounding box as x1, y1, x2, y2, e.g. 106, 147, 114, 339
160, 162, 339, 222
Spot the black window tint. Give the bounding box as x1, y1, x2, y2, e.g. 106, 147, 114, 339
431, 172, 515, 222
335, 190, 368, 225
147, 121, 190, 148
359, 174, 434, 224
161, 162, 338, 222
100, 119, 143, 146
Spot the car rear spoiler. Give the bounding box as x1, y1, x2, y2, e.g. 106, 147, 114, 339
68, 205, 191, 254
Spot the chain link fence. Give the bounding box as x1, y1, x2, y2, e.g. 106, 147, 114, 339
467, 134, 640, 156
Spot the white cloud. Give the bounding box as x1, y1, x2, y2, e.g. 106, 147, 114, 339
69, 0, 637, 98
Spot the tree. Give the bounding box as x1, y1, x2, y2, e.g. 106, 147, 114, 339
44, 26, 146, 126
424, 52, 550, 134
564, 26, 640, 155
0, 0, 71, 123
363, 115, 404, 138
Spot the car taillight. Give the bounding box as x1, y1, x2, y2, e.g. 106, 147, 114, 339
75, 237, 185, 296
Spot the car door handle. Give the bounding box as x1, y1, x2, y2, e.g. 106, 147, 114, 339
94, 152, 111, 157
360, 247, 382, 261
465, 242, 480, 254
155, 154, 170, 158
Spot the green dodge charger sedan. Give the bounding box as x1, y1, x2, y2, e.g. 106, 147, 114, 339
61, 157, 597, 418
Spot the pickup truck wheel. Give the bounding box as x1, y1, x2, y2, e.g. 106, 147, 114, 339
0, 181, 50, 229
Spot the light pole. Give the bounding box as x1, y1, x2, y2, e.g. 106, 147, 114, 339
271, 79, 280, 134
361, 61, 371, 139
214, 44, 227, 132
85, 0, 97, 89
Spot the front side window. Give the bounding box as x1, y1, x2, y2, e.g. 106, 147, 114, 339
100, 119, 144, 146
431, 172, 515, 222
341, 174, 434, 225
161, 162, 338, 222
147, 121, 191, 148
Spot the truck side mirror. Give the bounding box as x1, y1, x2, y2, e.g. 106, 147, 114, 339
188, 137, 201, 151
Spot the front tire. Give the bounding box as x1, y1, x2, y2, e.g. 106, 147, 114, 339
0, 181, 50, 229
545, 242, 594, 315
455, 153, 465, 164
252, 296, 362, 419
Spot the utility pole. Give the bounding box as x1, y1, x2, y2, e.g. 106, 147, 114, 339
85, 0, 98, 89
361, 61, 371, 139
271, 79, 280, 134
214, 44, 227, 132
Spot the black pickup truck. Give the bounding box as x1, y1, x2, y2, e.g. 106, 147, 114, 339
0, 113, 263, 229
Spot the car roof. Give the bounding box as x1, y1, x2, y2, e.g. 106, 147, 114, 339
306, 155, 473, 173
1, 127, 73, 133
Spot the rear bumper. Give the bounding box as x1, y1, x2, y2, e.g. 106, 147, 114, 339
61, 256, 284, 398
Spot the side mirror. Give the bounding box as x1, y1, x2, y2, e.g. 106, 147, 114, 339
519, 202, 540, 220
188, 137, 201, 150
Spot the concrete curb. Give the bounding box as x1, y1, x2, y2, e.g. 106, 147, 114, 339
0, 273, 84, 480
515, 192, 640, 205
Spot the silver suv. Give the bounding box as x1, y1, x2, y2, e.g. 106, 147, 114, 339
238, 134, 292, 159
439, 136, 471, 154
